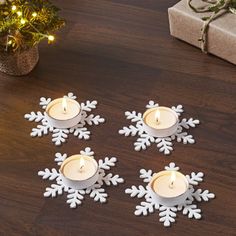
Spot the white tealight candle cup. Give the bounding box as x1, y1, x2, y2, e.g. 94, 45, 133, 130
149, 170, 189, 207
60, 155, 99, 190
45, 97, 82, 129
142, 106, 179, 137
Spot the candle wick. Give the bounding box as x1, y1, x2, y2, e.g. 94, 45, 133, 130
155, 110, 160, 125
63, 106, 67, 114
79, 164, 85, 173
169, 181, 174, 189
62, 96, 67, 114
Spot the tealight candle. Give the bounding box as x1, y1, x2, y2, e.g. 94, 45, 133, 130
60, 154, 99, 189
149, 170, 189, 207
143, 106, 179, 137
45, 96, 82, 128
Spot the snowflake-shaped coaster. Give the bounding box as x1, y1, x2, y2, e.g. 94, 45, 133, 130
38, 147, 124, 208
24, 92, 105, 146
119, 101, 200, 155
125, 162, 215, 227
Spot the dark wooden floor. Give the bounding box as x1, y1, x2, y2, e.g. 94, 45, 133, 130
0, 0, 236, 235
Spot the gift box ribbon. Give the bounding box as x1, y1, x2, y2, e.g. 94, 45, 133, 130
188, 0, 236, 52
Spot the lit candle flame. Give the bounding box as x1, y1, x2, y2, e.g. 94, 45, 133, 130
62, 96, 67, 114
169, 171, 176, 189
79, 157, 85, 172
155, 109, 161, 124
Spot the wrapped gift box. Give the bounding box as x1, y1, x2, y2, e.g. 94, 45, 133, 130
168, 0, 236, 65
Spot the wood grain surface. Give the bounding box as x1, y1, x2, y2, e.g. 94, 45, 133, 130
0, 0, 235, 235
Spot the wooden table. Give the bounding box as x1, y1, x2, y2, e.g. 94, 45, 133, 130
0, 0, 235, 235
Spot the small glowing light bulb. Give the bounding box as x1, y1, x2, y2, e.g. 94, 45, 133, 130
7, 40, 12, 45
48, 35, 55, 42
169, 171, 176, 189
20, 19, 26, 24
17, 11, 22, 17
155, 109, 161, 124
12, 5, 17, 11
79, 157, 85, 172
62, 96, 67, 114
32, 12, 37, 17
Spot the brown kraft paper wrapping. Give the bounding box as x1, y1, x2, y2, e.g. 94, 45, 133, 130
168, 0, 236, 65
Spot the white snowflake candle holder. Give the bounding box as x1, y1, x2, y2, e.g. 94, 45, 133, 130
125, 162, 215, 227
38, 147, 124, 208
119, 101, 200, 155
24, 92, 105, 146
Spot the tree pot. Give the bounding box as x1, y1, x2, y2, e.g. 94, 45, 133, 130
0, 46, 39, 76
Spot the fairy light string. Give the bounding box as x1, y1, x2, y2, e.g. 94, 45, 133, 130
0, 0, 65, 52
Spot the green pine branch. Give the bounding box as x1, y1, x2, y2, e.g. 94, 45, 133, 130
0, 0, 65, 53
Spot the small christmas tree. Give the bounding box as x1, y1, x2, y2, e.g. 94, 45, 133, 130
0, 0, 65, 53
